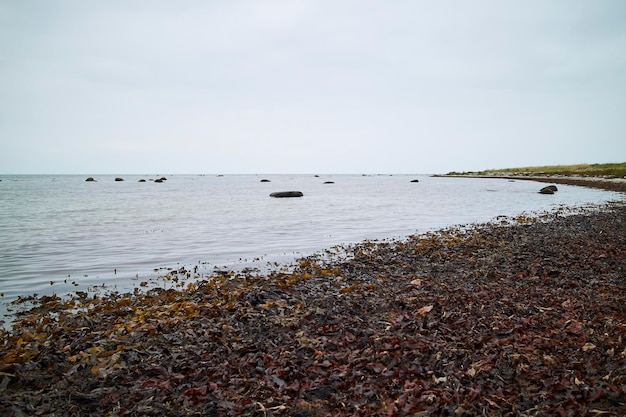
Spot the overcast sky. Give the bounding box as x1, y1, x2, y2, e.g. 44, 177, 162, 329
1, 1, 625, 174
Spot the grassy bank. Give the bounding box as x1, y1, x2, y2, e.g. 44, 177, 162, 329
444, 162, 626, 193
448, 162, 626, 178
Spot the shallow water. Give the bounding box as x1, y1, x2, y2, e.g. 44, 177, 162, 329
0, 174, 622, 320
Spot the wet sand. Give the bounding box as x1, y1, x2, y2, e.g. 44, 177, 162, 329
1, 178, 625, 416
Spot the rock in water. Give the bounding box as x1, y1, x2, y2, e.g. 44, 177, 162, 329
270, 191, 304, 198
539, 185, 556, 194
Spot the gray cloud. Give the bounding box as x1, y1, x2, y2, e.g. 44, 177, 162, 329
1, 0, 625, 174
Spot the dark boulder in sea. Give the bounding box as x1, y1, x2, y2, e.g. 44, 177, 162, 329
260, 179, 271, 183
115, 177, 124, 182
270, 191, 304, 198
138, 179, 146, 182
410, 179, 420, 183
159, 177, 167, 181
324, 181, 334, 184
154, 178, 164, 183
539, 185, 558, 194
85, 177, 96, 182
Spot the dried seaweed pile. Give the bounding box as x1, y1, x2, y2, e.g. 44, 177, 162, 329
1, 203, 625, 416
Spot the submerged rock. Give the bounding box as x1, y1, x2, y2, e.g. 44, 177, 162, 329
115, 177, 124, 182
270, 191, 304, 198
260, 179, 271, 183
410, 179, 420, 183
85, 177, 96, 182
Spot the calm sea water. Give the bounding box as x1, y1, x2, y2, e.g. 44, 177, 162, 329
0, 174, 622, 320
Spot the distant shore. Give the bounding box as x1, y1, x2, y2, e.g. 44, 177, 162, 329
437, 161, 626, 194
1, 176, 625, 415
435, 173, 626, 193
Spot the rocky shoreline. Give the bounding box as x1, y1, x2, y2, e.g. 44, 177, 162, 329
1, 180, 625, 416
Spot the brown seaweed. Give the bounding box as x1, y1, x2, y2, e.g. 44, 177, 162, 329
1, 203, 625, 416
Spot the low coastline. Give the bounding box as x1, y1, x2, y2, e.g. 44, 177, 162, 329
435, 173, 626, 193
1, 177, 625, 415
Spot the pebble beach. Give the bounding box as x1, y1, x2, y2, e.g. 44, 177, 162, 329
1, 176, 625, 416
